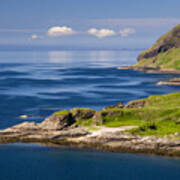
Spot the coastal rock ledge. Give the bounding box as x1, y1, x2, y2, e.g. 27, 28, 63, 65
1, 93, 180, 157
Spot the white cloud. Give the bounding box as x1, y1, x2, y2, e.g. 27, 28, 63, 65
31, 34, 39, 39
47, 26, 75, 37
88, 28, 116, 38
119, 28, 136, 37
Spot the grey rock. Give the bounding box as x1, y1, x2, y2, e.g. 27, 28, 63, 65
125, 99, 146, 109
71, 108, 95, 121
92, 112, 104, 125
40, 111, 74, 130
104, 102, 124, 110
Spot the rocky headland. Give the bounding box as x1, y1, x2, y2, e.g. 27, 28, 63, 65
1, 92, 180, 157
118, 24, 180, 74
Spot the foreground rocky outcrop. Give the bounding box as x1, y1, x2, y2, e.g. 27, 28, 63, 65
0, 120, 180, 157
0, 93, 180, 157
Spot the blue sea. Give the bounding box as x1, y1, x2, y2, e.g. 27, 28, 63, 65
0, 50, 180, 180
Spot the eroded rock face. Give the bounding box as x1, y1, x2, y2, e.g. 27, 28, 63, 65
125, 99, 146, 109
71, 108, 95, 121
104, 102, 124, 110
11, 122, 39, 130
40, 112, 74, 130
92, 112, 104, 125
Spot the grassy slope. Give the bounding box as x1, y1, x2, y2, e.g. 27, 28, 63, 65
135, 48, 180, 70
54, 110, 69, 116
53, 93, 180, 136
104, 93, 180, 136
78, 92, 180, 136
138, 25, 180, 59
135, 24, 180, 70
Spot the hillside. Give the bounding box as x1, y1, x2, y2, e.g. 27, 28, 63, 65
135, 24, 180, 70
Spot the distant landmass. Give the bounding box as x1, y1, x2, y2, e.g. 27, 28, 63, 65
119, 24, 180, 74
136, 24, 180, 70
0, 45, 144, 51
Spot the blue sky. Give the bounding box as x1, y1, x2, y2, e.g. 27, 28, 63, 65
0, 0, 180, 49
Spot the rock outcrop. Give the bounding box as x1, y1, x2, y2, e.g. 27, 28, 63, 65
104, 102, 124, 110
40, 111, 74, 130
0, 93, 180, 157
157, 78, 180, 86
124, 99, 146, 108
70, 108, 95, 120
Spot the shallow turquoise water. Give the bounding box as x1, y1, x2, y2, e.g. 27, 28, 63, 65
0, 50, 180, 179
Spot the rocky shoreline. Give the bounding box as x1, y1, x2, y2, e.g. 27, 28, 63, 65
0, 124, 180, 157
118, 66, 180, 85
157, 78, 180, 86
0, 98, 180, 157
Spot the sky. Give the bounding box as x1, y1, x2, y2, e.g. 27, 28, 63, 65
0, 0, 180, 49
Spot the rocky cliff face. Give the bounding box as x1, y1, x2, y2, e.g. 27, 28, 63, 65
138, 24, 180, 62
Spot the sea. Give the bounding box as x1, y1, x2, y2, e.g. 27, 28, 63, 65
0, 49, 180, 180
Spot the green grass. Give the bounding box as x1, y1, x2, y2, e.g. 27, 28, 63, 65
98, 92, 180, 136
70, 108, 94, 112
136, 24, 180, 70
87, 126, 99, 131
129, 120, 180, 137
53, 110, 69, 116
75, 118, 93, 126
52, 93, 180, 137
135, 48, 180, 70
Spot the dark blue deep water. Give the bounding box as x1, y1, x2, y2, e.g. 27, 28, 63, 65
0, 50, 180, 179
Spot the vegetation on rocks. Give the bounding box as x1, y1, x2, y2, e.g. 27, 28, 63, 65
54, 110, 69, 116
43, 92, 180, 137
135, 24, 180, 70
1, 93, 180, 156
136, 48, 180, 70
104, 93, 180, 136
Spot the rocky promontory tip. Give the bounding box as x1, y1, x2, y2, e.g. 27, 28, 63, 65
0, 92, 180, 157
157, 78, 180, 86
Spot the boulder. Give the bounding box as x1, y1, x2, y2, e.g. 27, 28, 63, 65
104, 102, 124, 110
92, 112, 104, 125
124, 99, 146, 109
12, 122, 39, 130
71, 108, 95, 121
40, 110, 74, 130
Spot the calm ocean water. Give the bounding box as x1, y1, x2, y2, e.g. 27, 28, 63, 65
0, 50, 180, 179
